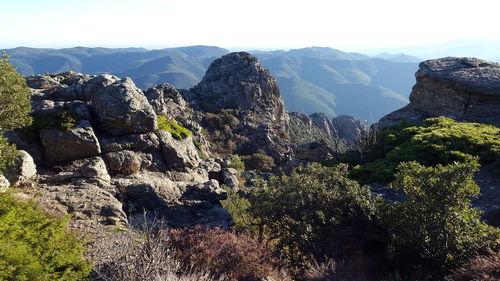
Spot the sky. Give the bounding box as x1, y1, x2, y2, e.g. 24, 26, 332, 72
2, 0, 500, 50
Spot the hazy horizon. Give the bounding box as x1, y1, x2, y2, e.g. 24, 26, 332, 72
3, 0, 500, 51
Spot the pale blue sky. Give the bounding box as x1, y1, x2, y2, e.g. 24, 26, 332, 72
2, 0, 500, 50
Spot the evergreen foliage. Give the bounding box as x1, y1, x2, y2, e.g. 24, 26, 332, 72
157, 116, 191, 140
383, 160, 500, 267
0, 53, 32, 176
0, 53, 32, 133
352, 117, 500, 183
0, 194, 91, 280
248, 163, 381, 266
227, 154, 245, 172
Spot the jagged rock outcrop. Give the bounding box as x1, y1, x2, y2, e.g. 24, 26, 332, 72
5, 69, 234, 229
145, 84, 187, 118
186, 52, 292, 163
331, 115, 366, 141
379, 57, 500, 127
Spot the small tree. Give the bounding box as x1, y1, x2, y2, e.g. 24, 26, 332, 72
249, 163, 381, 266
0, 53, 32, 174
0, 53, 31, 133
384, 159, 500, 267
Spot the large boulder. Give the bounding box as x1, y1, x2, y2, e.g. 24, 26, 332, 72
78, 157, 111, 183
3, 150, 37, 185
103, 150, 142, 175
39, 120, 101, 162
379, 57, 500, 127
99, 132, 160, 153
91, 78, 157, 136
157, 131, 201, 171
42, 182, 127, 225
221, 168, 239, 189
181, 179, 227, 203
0, 176, 10, 192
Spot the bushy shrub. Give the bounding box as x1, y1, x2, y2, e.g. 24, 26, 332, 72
221, 187, 261, 237
444, 248, 500, 281
0, 53, 32, 175
0, 137, 19, 175
167, 226, 284, 281
19, 109, 80, 137
242, 152, 276, 171
0, 193, 91, 280
227, 154, 245, 172
0, 53, 32, 133
201, 110, 246, 156
383, 160, 500, 267
249, 163, 382, 266
352, 117, 500, 183
157, 116, 191, 140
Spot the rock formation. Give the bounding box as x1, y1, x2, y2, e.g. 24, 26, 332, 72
6, 71, 233, 228
287, 112, 367, 162
379, 57, 500, 127
185, 52, 293, 163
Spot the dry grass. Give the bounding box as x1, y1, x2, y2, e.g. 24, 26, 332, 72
444, 248, 500, 281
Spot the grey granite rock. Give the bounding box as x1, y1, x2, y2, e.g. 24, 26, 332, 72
39, 120, 101, 162
3, 150, 37, 185
91, 78, 157, 136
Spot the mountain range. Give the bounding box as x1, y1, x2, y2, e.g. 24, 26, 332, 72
3, 45, 420, 121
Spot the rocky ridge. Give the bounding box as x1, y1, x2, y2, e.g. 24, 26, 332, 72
7, 71, 234, 228
4, 52, 372, 229
379, 57, 500, 127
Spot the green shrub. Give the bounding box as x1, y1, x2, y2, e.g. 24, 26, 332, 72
242, 152, 275, 172
17, 109, 80, 143
0, 193, 91, 280
249, 163, 382, 266
383, 159, 500, 267
0, 53, 32, 175
157, 116, 191, 140
0, 138, 19, 175
0, 53, 32, 133
227, 154, 245, 172
221, 186, 260, 236
352, 117, 500, 183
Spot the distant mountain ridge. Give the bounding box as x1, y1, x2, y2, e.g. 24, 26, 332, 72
3, 45, 419, 121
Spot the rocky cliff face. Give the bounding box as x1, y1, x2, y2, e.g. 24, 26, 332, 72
379, 57, 500, 127
185, 52, 292, 163
6, 71, 234, 228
